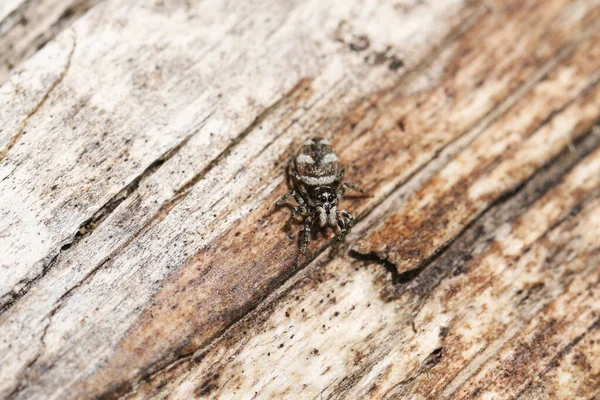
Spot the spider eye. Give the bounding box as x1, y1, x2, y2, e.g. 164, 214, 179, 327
319, 192, 332, 203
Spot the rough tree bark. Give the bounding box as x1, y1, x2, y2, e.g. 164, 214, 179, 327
1, 0, 599, 399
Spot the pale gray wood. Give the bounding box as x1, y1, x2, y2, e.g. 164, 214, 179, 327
0, 0, 103, 85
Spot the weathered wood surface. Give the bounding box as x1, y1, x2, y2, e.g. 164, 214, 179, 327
1, 0, 600, 399
0, 0, 101, 85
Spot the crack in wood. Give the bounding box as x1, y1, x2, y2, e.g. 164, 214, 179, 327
402, 125, 600, 301
355, 70, 600, 277
155, 120, 600, 400
0, 113, 212, 317
4, 78, 316, 397
5, 1, 600, 397
93, 9, 600, 396
350, 15, 600, 257
0, 0, 103, 85
368, 150, 600, 399
352, 39, 600, 286
55, 77, 314, 305
5, 353, 40, 400
7, 8, 489, 391
0, 30, 75, 164
174, 78, 314, 199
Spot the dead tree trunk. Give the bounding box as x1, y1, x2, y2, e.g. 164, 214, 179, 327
1, 0, 600, 399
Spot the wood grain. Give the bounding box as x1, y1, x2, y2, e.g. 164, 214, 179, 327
0, 0, 599, 398
0, 0, 101, 85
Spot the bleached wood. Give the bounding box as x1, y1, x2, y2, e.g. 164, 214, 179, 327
0, 0, 102, 85
0, 0, 25, 23
0, 0, 599, 399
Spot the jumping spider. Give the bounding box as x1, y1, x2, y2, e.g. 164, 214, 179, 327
276, 137, 364, 255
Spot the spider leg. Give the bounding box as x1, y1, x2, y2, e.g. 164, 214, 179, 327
337, 182, 364, 201
291, 205, 308, 219
299, 215, 314, 255
288, 159, 304, 183
340, 209, 354, 227
276, 189, 305, 207
334, 209, 354, 248
336, 166, 347, 181
276, 190, 295, 206
336, 214, 348, 247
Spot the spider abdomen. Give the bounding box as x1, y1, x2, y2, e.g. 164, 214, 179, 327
294, 138, 340, 187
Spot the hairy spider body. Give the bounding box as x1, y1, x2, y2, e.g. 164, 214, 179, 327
277, 137, 364, 255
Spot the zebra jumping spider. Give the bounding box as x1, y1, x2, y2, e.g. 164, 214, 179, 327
277, 137, 364, 255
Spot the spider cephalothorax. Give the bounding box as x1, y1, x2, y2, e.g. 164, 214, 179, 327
276, 137, 364, 255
